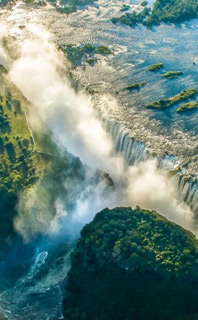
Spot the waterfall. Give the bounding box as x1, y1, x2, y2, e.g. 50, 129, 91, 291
67, 66, 198, 218
103, 117, 151, 165
101, 114, 198, 217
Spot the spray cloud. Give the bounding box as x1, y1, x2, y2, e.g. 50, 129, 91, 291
0, 22, 196, 240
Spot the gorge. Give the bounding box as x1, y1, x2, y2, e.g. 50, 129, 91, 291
0, 1, 198, 319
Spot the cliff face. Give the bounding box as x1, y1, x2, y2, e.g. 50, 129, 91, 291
0, 66, 84, 244
0, 68, 39, 241
63, 207, 198, 320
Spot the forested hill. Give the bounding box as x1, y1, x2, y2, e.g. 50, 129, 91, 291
145, 0, 198, 25
63, 207, 198, 320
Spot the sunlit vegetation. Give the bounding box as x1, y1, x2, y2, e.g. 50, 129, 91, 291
64, 44, 112, 66
162, 71, 183, 79
95, 46, 112, 55
147, 62, 164, 71
63, 207, 198, 320
0, 71, 74, 241
59, 0, 97, 5
111, 7, 151, 28
146, 89, 198, 110
123, 82, 146, 92
0, 86, 83, 241
176, 101, 198, 112
0, 92, 39, 239
56, 5, 76, 14
55, 0, 98, 14
86, 58, 97, 66
113, 0, 198, 27
120, 4, 130, 12
56, 0, 98, 14
23, 0, 98, 13
145, 0, 198, 26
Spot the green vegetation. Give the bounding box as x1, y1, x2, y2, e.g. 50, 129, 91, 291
64, 44, 91, 64
63, 207, 198, 320
120, 4, 130, 12
0, 91, 39, 239
23, 0, 45, 4
0, 70, 80, 242
60, 0, 99, 14
176, 101, 198, 112
145, 0, 198, 26
146, 89, 198, 110
0, 0, 15, 6
56, 5, 76, 14
64, 44, 112, 66
0, 86, 85, 241
95, 46, 112, 55
71, 206, 198, 278
111, 7, 151, 28
56, 0, 98, 13
86, 58, 97, 66
111, 0, 198, 27
59, 0, 97, 5
162, 71, 183, 79
141, 1, 148, 6
23, 0, 98, 13
147, 62, 164, 71
124, 82, 146, 91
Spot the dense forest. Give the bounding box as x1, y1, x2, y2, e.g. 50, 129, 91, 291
145, 0, 198, 25
63, 207, 198, 320
0, 67, 39, 240
111, 0, 198, 28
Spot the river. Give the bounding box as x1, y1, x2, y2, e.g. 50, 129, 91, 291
0, 1, 198, 319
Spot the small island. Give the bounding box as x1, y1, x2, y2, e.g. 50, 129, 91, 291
120, 4, 130, 12
64, 44, 112, 66
111, 7, 151, 28
147, 63, 164, 72
95, 45, 112, 55
146, 89, 198, 110
176, 101, 198, 113
123, 82, 146, 92
162, 71, 183, 79
141, 1, 148, 6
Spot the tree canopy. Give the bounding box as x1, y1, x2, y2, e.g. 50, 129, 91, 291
145, 0, 198, 26
63, 207, 198, 320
